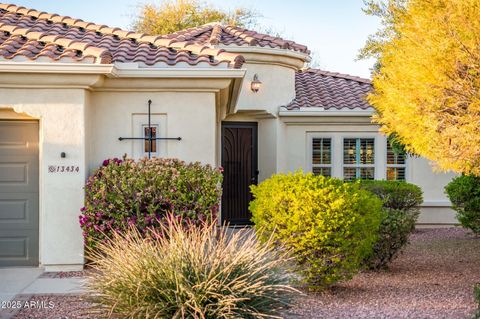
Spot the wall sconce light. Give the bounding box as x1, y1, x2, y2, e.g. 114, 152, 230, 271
250, 74, 262, 93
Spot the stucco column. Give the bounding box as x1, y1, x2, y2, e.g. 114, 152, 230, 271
0, 88, 87, 271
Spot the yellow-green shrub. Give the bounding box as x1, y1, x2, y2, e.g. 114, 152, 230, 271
250, 171, 383, 290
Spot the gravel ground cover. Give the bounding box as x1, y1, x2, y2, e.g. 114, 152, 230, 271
11, 294, 100, 319
12, 228, 479, 319
285, 228, 480, 319
39, 271, 88, 279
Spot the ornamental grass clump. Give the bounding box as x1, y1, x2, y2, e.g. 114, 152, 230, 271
79, 157, 222, 251
250, 171, 383, 290
86, 215, 298, 319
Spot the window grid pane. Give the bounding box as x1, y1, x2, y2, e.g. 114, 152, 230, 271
144, 126, 157, 153
386, 141, 406, 180
360, 139, 375, 164
312, 138, 332, 177
343, 167, 357, 181
343, 138, 375, 180
387, 167, 405, 181
312, 138, 331, 165
313, 167, 331, 177
387, 143, 406, 165
360, 167, 375, 180
343, 138, 357, 164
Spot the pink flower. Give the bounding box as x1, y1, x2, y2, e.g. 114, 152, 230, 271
78, 215, 88, 227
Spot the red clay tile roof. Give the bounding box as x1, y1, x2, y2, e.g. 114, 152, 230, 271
163, 22, 310, 54
285, 69, 372, 110
0, 3, 245, 68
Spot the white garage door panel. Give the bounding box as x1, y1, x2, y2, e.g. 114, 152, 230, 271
0, 121, 39, 267
0, 163, 27, 183
0, 193, 37, 225
0, 198, 27, 220
0, 155, 38, 193
0, 237, 28, 258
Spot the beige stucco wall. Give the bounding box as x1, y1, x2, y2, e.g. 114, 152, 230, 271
0, 88, 87, 271
88, 91, 217, 172
234, 62, 296, 114
0, 69, 232, 270
407, 157, 458, 225
280, 116, 458, 225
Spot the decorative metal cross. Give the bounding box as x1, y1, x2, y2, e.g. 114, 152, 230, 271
118, 100, 181, 159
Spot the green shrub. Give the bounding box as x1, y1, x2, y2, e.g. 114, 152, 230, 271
476, 284, 480, 305
359, 180, 423, 211
79, 157, 222, 250
250, 171, 383, 290
86, 215, 298, 318
359, 180, 423, 269
445, 175, 480, 234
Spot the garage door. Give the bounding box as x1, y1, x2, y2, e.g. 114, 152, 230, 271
0, 121, 39, 267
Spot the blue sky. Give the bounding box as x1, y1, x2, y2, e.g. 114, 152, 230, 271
11, 0, 379, 78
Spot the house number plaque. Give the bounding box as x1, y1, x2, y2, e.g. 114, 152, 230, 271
48, 165, 80, 173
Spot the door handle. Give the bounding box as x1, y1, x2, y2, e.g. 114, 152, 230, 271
251, 170, 260, 184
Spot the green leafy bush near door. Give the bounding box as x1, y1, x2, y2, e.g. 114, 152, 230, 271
79, 157, 223, 251
249, 171, 383, 290
445, 175, 480, 234
359, 180, 423, 269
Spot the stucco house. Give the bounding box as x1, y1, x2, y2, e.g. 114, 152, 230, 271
0, 3, 456, 270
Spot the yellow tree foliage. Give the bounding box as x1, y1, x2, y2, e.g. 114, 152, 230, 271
133, 0, 258, 35
369, 0, 480, 175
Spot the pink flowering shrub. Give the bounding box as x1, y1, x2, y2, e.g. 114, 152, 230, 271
79, 157, 223, 250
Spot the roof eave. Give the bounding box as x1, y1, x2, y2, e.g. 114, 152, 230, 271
0, 62, 246, 78
279, 106, 375, 117
216, 45, 310, 70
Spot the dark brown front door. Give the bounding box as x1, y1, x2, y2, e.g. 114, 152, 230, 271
221, 122, 258, 225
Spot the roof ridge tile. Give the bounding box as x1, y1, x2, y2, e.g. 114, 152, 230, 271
0, 3, 245, 68
0, 22, 112, 64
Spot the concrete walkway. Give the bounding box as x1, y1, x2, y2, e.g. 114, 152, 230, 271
0, 268, 85, 319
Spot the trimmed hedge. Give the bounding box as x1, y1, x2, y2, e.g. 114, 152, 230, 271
79, 157, 222, 250
359, 180, 423, 211
445, 175, 480, 234
360, 180, 423, 269
250, 171, 383, 290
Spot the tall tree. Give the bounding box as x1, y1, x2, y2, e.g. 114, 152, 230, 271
133, 0, 258, 35
362, 0, 480, 175
358, 0, 407, 62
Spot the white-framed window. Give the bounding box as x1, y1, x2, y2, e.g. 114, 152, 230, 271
343, 138, 375, 180
386, 141, 406, 180
311, 137, 332, 177
143, 124, 159, 155
132, 114, 167, 159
